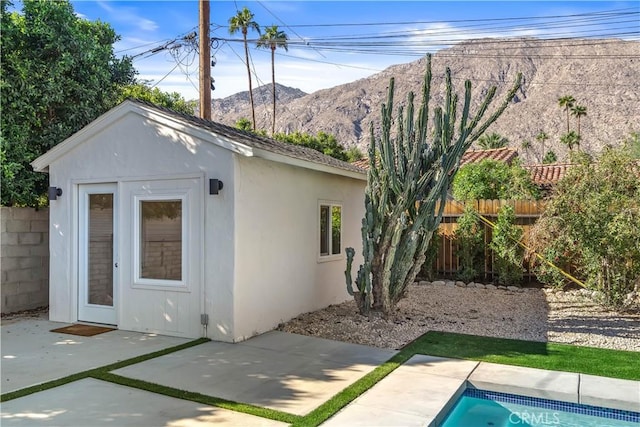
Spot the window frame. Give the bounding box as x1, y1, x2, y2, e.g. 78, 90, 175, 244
318, 200, 343, 262
132, 191, 189, 290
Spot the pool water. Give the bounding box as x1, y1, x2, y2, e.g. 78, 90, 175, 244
440, 389, 640, 427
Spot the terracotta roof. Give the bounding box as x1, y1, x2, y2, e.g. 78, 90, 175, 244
525, 163, 572, 186
351, 158, 370, 169
351, 147, 519, 171
128, 99, 365, 175
459, 147, 519, 166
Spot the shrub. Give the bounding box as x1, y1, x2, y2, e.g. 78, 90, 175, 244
530, 144, 640, 306
452, 159, 540, 201
490, 205, 524, 285
454, 206, 484, 282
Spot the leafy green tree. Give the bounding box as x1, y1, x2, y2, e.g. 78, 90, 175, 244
229, 7, 260, 131
477, 132, 509, 149
543, 150, 557, 164
118, 84, 194, 115
490, 204, 524, 285
1, 0, 136, 207
234, 117, 253, 131
256, 25, 288, 136
558, 95, 575, 134
571, 104, 587, 137
452, 159, 541, 201
560, 130, 580, 152
273, 131, 350, 161
345, 146, 365, 163
536, 131, 549, 163
531, 145, 640, 307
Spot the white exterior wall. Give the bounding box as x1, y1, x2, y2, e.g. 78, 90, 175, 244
232, 155, 366, 341
46, 111, 236, 339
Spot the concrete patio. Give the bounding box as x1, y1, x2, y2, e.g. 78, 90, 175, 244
1, 318, 396, 426
2, 318, 638, 426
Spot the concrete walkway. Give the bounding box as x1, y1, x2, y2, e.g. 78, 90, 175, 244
1, 319, 396, 426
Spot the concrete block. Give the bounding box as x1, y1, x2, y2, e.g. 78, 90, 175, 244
6, 220, 30, 233
30, 220, 49, 232
30, 245, 50, 257
1, 256, 20, 270
18, 232, 42, 245
7, 268, 33, 282
18, 257, 43, 269
1, 233, 20, 245
1, 282, 20, 296
2, 245, 31, 257
20, 280, 44, 294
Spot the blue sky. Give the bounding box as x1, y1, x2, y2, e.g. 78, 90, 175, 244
65, 1, 640, 100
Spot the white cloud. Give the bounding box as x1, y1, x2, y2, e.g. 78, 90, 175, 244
97, 0, 158, 33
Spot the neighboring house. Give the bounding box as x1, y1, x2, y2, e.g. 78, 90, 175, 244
353, 147, 569, 190
31, 99, 366, 342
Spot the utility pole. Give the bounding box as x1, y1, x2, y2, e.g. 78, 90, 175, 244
199, 0, 211, 120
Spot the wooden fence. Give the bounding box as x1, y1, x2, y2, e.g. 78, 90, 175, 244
432, 199, 546, 280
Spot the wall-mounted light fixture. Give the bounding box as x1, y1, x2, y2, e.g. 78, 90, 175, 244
48, 187, 63, 201
209, 179, 224, 195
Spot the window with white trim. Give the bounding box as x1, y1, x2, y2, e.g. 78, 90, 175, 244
320, 203, 342, 257
134, 194, 187, 287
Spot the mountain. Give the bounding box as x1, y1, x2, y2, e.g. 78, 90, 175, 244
210, 83, 307, 117
209, 38, 640, 163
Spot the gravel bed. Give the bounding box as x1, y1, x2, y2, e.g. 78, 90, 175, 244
278, 283, 640, 352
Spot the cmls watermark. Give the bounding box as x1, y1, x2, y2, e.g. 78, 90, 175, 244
509, 411, 561, 425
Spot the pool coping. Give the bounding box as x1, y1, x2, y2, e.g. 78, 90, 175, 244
320, 355, 640, 427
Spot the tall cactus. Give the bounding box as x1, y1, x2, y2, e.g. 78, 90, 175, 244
346, 54, 522, 316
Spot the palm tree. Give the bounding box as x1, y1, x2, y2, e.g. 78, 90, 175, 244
571, 104, 587, 137
558, 95, 575, 134
477, 132, 509, 149
543, 150, 557, 164
257, 25, 288, 136
535, 131, 549, 163
520, 139, 532, 162
229, 7, 260, 130
560, 131, 581, 152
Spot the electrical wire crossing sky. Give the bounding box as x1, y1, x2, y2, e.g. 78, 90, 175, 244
70, 1, 640, 100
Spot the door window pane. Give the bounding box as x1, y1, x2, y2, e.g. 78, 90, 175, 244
88, 194, 113, 306
140, 200, 182, 280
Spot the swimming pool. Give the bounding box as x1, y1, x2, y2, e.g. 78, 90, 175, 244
440, 388, 640, 427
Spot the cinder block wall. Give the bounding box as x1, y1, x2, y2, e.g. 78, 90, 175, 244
1, 207, 49, 314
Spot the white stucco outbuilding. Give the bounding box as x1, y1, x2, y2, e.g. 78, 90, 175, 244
31, 99, 366, 342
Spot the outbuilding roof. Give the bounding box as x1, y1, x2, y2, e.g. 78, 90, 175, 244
31, 99, 365, 180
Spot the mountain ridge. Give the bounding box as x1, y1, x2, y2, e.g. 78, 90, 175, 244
208, 38, 640, 163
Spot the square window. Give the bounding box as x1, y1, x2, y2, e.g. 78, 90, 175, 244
320, 203, 342, 258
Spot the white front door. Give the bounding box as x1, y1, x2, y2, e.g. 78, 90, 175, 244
78, 183, 118, 325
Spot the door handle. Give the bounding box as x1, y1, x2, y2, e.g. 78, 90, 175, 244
115, 262, 118, 268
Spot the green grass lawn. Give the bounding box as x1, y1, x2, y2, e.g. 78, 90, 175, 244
410, 331, 640, 381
